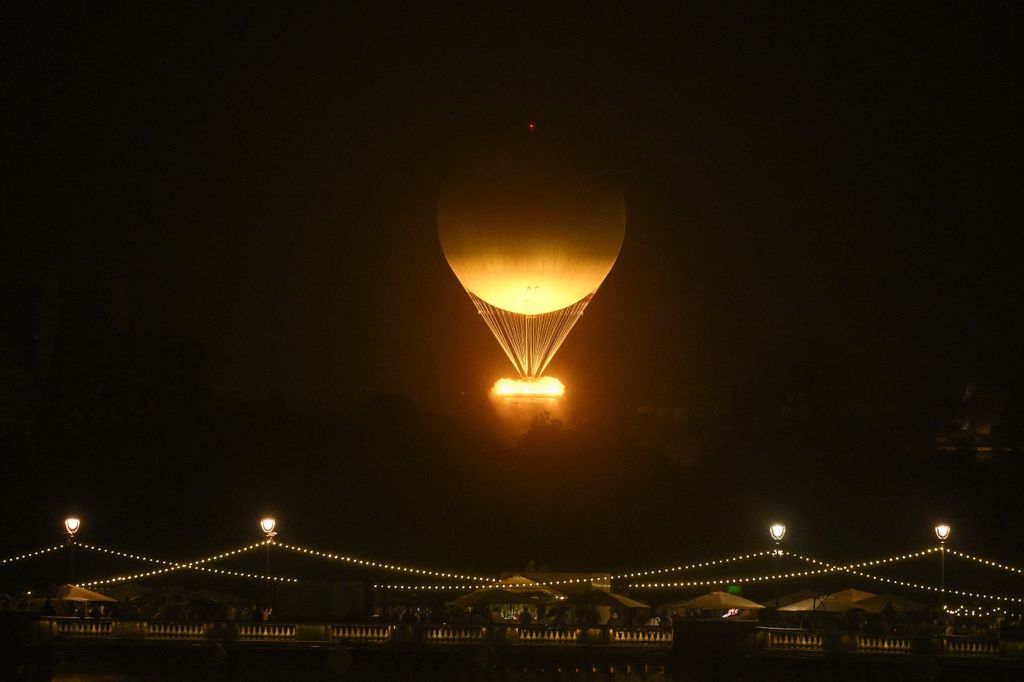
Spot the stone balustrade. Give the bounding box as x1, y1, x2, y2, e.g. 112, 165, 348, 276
23, 618, 1023, 661
422, 625, 486, 643
54, 620, 113, 637
857, 635, 913, 653
768, 630, 823, 650
238, 623, 296, 640
332, 624, 391, 642
944, 636, 1000, 657
146, 622, 206, 639
612, 628, 673, 645
519, 626, 581, 644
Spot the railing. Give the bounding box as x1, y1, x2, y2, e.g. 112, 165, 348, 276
27, 618, 1023, 660
944, 636, 1000, 657
54, 620, 113, 637
146, 622, 206, 639
767, 630, 824, 651
857, 636, 913, 653
612, 628, 673, 645
238, 623, 296, 640
759, 627, 1021, 659
423, 625, 486, 643
519, 626, 581, 644
34, 618, 673, 648
332, 624, 392, 642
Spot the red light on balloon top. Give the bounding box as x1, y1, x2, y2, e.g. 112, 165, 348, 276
527, 121, 537, 131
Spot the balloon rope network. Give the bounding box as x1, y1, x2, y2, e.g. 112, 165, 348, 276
470, 292, 591, 378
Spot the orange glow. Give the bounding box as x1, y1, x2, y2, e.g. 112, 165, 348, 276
438, 132, 624, 378
492, 376, 565, 398
438, 137, 625, 315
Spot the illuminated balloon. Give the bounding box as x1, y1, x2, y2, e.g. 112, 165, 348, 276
438, 130, 625, 377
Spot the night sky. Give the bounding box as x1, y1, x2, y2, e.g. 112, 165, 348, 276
2, 5, 1022, 592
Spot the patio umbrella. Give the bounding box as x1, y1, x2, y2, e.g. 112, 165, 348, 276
778, 595, 862, 612
673, 591, 765, 611
762, 589, 817, 608
452, 576, 565, 608
563, 588, 648, 610
829, 588, 876, 603
95, 584, 152, 601
854, 593, 927, 614
38, 584, 116, 602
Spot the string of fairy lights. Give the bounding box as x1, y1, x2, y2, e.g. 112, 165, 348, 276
77, 540, 298, 587
35, 539, 1022, 602
372, 549, 780, 591
0, 545, 65, 565
612, 550, 776, 581
372, 546, 1024, 607
374, 548, 939, 591
274, 540, 495, 583
8, 519, 1024, 609
789, 551, 1024, 604
943, 604, 1016, 618
945, 548, 1024, 575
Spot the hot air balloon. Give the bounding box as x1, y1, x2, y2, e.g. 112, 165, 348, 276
438, 130, 625, 386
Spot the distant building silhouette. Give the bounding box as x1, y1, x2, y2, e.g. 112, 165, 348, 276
1, 270, 208, 434
936, 376, 1024, 461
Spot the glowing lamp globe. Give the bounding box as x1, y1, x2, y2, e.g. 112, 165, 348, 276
438, 130, 625, 379
934, 523, 951, 542
260, 518, 277, 536
64, 517, 81, 536
769, 523, 786, 542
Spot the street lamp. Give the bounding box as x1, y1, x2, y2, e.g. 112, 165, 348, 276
935, 523, 951, 609
64, 517, 80, 582
260, 518, 277, 614
769, 523, 786, 608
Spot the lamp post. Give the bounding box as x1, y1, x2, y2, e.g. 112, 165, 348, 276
260, 518, 277, 612
769, 523, 786, 608
935, 523, 951, 610
64, 517, 80, 583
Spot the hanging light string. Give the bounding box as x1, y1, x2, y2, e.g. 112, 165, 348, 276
274, 540, 496, 583
790, 547, 939, 571
627, 548, 935, 589
74, 541, 168, 565
609, 550, 776, 581
374, 549, 784, 591
944, 603, 1020, 619
79, 540, 298, 587
381, 568, 830, 593
75, 540, 295, 583
630, 565, 832, 590
523, 549, 778, 587
505, 548, 777, 588
790, 551, 1024, 604
0, 544, 64, 565
945, 548, 1024, 576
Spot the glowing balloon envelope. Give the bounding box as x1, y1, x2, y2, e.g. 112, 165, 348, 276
438, 131, 625, 377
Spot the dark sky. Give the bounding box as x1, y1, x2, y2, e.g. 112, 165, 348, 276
5, 3, 1018, 407
2, 5, 1023, 585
